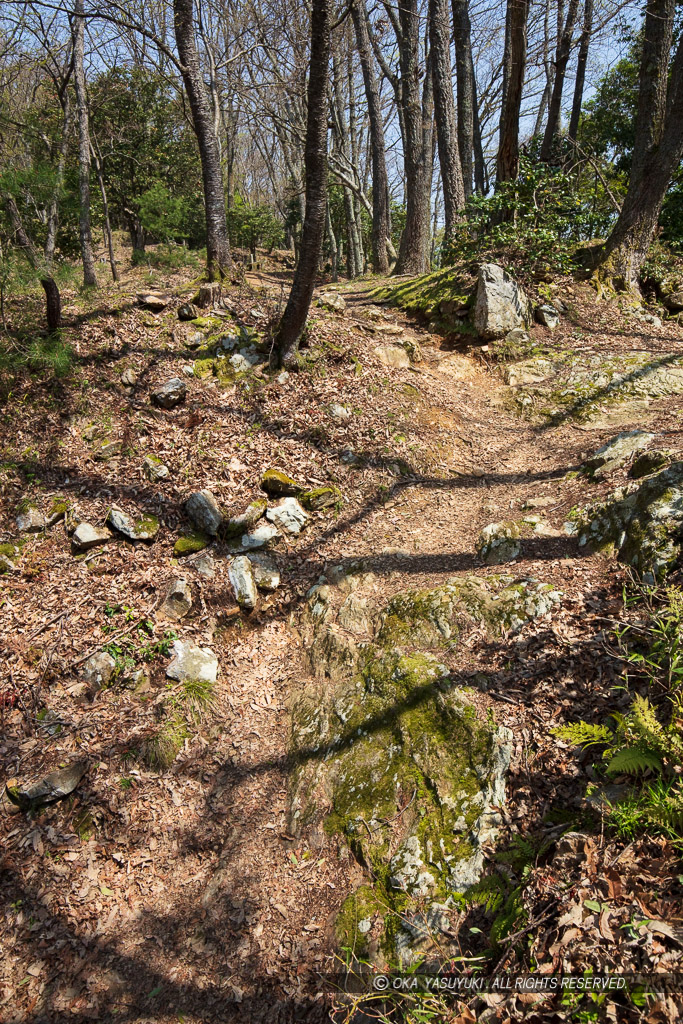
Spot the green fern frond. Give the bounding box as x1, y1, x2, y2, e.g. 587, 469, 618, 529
630, 695, 683, 764
462, 873, 507, 912
606, 745, 662, 776
553, 721, 614, 749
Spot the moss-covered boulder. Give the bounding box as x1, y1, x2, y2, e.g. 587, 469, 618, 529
260, 468, 303, 497
476, 521, 521, 564
300, 485, 342, 511
174, 530, 209, 557
580, 430, 655, 480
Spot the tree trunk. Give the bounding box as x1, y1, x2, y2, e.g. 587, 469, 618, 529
540, 0, 580, 160
173, 0, 232, 280
91, 142, 118, 282
567, 0, 593, 145
72, 0, 97, 287
496, 0, 530, 185
275, 0, 331, 365
45, 97, 74, 269
4, 195, 61, 331
326, 204, 339, 281
451, 0, 478, 197
429, 0, 465, 245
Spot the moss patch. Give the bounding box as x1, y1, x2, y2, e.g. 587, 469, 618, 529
174, 530, 209, 557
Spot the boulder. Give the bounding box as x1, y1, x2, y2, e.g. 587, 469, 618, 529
228, 555, 258, 609
137, 292, 168, 312
535, 304, 560, 329
581, 430, 655, 480
300, 486, 342, 511
225, 499, 266, 536
178, 302, 200, 321
318, 291, 346, 313
72, 522, 113, 552
266, 497, 309, 535
476, 521, 521, 564
166, 640, 218, 683
162, 579, 192, 620
16, 505, 46, 533
630, 450, 671, 479
173, 531, 209, 557
106, 507, 160, 542
82, 652, 116, 689
372, 344, 410, 369
664, 290, 683, 312
143, 455, 170, 482
260, 468, 303, 497
329, 403, 351, 422
151, 378, 187, 409
185, 489, 223, 536
473, 264, 531, 340
241, 523, 279, 549
5, 761, 87, 812
247, 552, 280, 591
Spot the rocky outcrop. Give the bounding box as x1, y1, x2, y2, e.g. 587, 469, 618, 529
581, 431, 655, 480
474, 264, 531, 340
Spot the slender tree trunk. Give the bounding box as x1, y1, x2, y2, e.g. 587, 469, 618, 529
4, 196, 61, 331
540, 0, 580, 160
567, 0, 593, 145
429, 0, 465, 245
326, 204, 339, 281
496, 0, 530, 185
91, 141, 119, 282
276, 0, 331, 365
45, 97, 74, 268
451, 0, 477, 198
72, 0, 97, 287
173, 0, 232, 280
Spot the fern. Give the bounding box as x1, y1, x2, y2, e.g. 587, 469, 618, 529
462, 873, 507, 913
606, 746, 662, 776
631, 694, 683, 763
553, 721, 614, 749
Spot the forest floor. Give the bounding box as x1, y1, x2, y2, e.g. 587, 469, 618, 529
1, 247, 683, 1023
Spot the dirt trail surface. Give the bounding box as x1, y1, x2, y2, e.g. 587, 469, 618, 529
2, 261, 683, 1022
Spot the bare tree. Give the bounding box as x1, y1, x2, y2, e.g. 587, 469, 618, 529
429, 0, 465, 244
567, 0, 593, 146
72, 0, 97, 287
540, 0, 580, 160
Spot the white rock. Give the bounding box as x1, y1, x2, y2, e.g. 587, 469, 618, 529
318, 291, 346, 312
266, 497, 309, 535
241, 523, 279, 549
182, 364, 195, 377
72, 522, 113, 551
166, 640, 218, 683
373, 344, 410, 369
474, 263, 531, 340
228, 556, 258, 609
16, 506, 46, 533
329, 403, 351, 421
82, 652, 116, 689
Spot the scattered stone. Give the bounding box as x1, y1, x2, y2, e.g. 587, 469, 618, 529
503, 359, 555, 386
277, 371, 290, 384
372, 344, 410, 369
174, 531, 209, 557
166, 640, 218, 683
504, 327, 530, 345
182, 364, 195, 377
72, 523, 113, 552
5, 761, 87, 812
142, 454, 170, 482
151, 378, 187, 409
82, 424, 99, 441
185, 489, 223, 536
474, 263, 531, 340
228, 555, 258, 609
106, 507, 160, 541
192, 551, 216, 578
318, 291, 346, 313
162, 579, 192, 620
476, 521, 521, 564
178, 302, 200, 321
16, 504, 45, 533
329, 403, 351, 421
664, 290, 683, 312
94, 440, 123, 461
82, 652, 116, 690
121, 368, 137, 386
185, 331, 204, 350
241, 523, 279, 549
535, 304, 560, 329
260, 468, 303, 497
630, 449, 671, 478
581, 430, 655, 479
247, 552, 280, 591
266, 497, 309, 535
229, 352, 253, 373
137, 292, 168, 312
300, 486, 342, 511
523, 495, 556, 510
225, 499, 267, 536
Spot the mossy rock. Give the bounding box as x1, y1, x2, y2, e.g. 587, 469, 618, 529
174, 530, 210, 557
143, 715, 189, 768
48, 495, 71, 519
300, 486, 342, 511
630, 449, 671, 479
193, 358, 216, 380
190, 316, 225, 331
261, 468, 303, 497
223, 499, 267, 536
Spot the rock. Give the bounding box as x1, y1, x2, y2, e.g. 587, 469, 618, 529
16, 505, 46, 533
581, 430, 655, 479
6, 761, 87, 812
474, 263, 531, 340
228, 555, 258, 609
166, 640, 218, 683
174, 531, 209, 557
266, 497, 309, 535
137, 292, 168, 312
185, 489, 223, 536
121, 368, 137, 386
82, 652, 116, 689
72, 523, 113, 552
185, 331, 204, 350
241, 523, 279, 549
225, 499, 267, 536
476, 521, 521, 564
300, 486, 342, 511
178, 302, 200, 321
94, 440, 123, 461
664, 290, 683, 312
535, 304, 560, 329
106, 507, 160, 541
630, 449, 671, 478
505, 327, 530, 345
318, 291, 346, 313
576, 461, 683, 581
162, 579, 192, 619
182, 364, 194, 377
503, 359, 555, 386
151, 378, 187, 409
260, 468, 303, 497
372, 344, 410, 369
329, 403, 351, 421
192, 551, 215, 578
229, 352, 253, 373
142, 455, 170, 482
277, 371, 290, 384
247, 552, 280, 591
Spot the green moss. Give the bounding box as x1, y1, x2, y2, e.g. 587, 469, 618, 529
300, 486, 342, 511
335, 885, 387, 954
223, 498, 267, 536
49, 496, 71, 518
143, 715, 189, 768
193, 358, 215, 380
173, 530, 209, 556
190, 316, 224, 330
261, 468, 303, 496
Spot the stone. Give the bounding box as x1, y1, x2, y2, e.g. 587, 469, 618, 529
166, 640, 218, 684
72, 523, 113, 552
503, 359, 555, 386
505, 328, 530, 345
185, 489, 223, 536
94, 440, 123, 461
247, 552, 280, 591
16, 505, 45, 533
300, 486, 342, 511
192, 551, 215, 578
476, 521, 521, 564
664, 290, 683, 312
318, 291, 346, 313
229, 353, 252, 373
241, 523, 279, 549
151, 378, 187, 409
137, 292, 168, 312
581, 430, 656, 479
185, 331, 204, 350
329, 403, 351, 421
266, 497, 309, 535
162, 579, 193, 620
121, 368, 137, 386
260, 468, 302, 497
474, 263, 531, 340
82, 652, 116, 689
535, 304, 560, 329
182, 364, 194, 377
142, 455, 170, 482
630, 449, 671, 478
178, 302, 200, 321
106, 507, 160, 541
225, 499, 266, 536
228, 555, 258, 609
6, 761, 87, 812
372, 344, 410, 369
174, 531, 209, 557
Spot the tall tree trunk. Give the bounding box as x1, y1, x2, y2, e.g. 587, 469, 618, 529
429, 0, 465, 245
276, 0, 331, 365
352, 2, 392, 271
4, 196, 61, 331
45, 97, 74, 269
496, 0, 530, 185
395, 0, 434, 275
72, 0, 97, 287
451, 0, 480, 197
598, 0, 683, 290
173, 0, 232, 280
91, 141, 119, 282
540, 0, 580, 160
326, 204, 339, 281
567, 0, 593, 145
